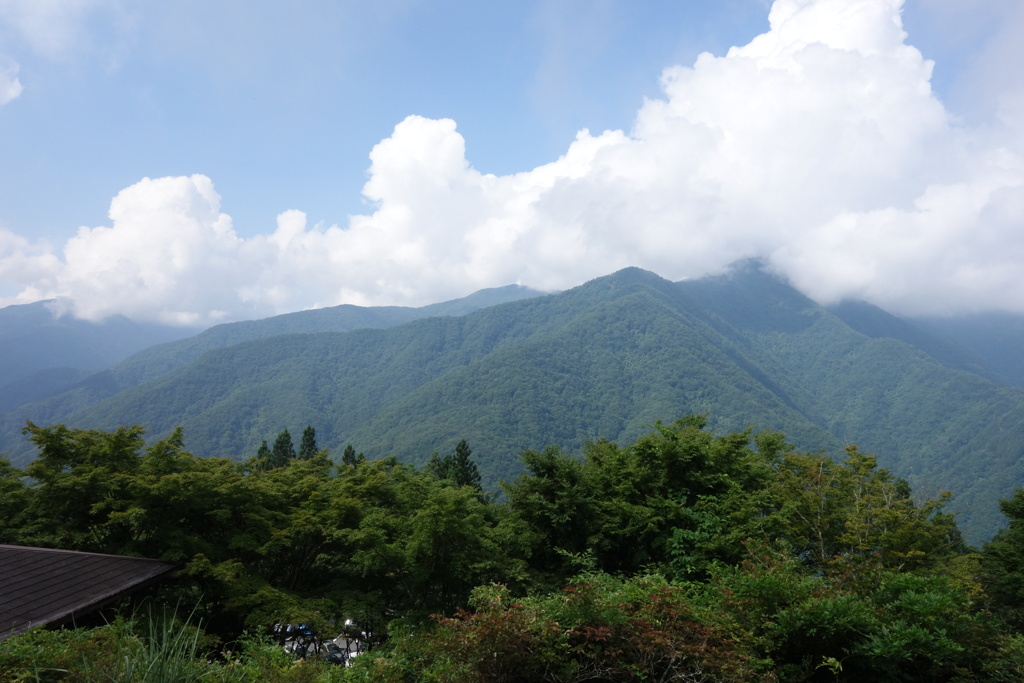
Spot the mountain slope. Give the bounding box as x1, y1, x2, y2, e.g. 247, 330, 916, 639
4, 267, 1023, 542
0, 284, 544, 428
914, 312, 1024, 387
677, 266, 1024, 538
0, 300, 198, 407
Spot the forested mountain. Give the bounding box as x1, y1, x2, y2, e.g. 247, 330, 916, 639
0, 301, 198, 413
0, 284, 542, 420
2, 265, 1023, 542
915, 312, 1024, 387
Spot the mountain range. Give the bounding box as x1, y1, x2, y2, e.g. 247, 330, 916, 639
2, 262, 1024, 544
0, 301, 199, 413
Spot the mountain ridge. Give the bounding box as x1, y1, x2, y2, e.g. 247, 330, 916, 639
3, 266, 1024, 543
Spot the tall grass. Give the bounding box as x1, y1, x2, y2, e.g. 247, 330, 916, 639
97, 605, 217, 682
0, 607, 349, 682
0, 606, 220, 682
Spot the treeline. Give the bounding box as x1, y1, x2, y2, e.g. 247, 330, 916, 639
4, 416, 1024, 680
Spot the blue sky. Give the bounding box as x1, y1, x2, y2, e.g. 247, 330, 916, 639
1, 0, 1023, 325
0, 1, 772, 238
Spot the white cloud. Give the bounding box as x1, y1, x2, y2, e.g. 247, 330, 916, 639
0, 61, 20, 105
0, 0, 124, 107
46, 175, 246, 325
2, 0, 1024, 323
0, 0, 113, 59
0, 226, 59, 301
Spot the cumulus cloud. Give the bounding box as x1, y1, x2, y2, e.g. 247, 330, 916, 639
0, 61, 20, 105
2, 0, 1023, 323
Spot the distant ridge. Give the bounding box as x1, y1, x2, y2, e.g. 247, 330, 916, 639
0, 300, 198, 410
0, 285, 545, 419
3, 265, 1023, 543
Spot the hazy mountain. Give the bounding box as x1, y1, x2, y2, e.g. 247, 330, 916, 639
0, 285, 544, 418
3, 265, 1022, 543
913, 312, 1024, 387
0, 301, 199, 410
826, 300, 998, 382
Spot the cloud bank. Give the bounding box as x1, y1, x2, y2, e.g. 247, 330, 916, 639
2, 0, 1023, 325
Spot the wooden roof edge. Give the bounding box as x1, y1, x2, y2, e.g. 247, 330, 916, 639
40, 562, 181, 633
0, 544, 178, 566
0, 545, 181, 642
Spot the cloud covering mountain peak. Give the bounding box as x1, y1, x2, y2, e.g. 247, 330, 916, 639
1, 0, 1022, 324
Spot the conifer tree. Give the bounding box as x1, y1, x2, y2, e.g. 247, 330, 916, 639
298, 425, 318, 460
427, 439, 481, 491
270, 429, 295, 468
247, 440, 272, 472
451, 439, 482, 490
341, 444, 363, 467
256, 440, 271, 462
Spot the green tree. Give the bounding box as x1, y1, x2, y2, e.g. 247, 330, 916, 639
502, 445, 598, 586
21, 421, 147, 552
427, 439, 482, 491
297, 425, 318, 460
504, 416, 783, 582
249, 440, 271, 471
584, 416, 780, 575
984, 489, 1024, 629
695, 543, 995, 681
772, 445, 961, 578
341, 444, 363, 467
269, 429, 295, 469
354, 574, 762, 682
0, 455, 30, 545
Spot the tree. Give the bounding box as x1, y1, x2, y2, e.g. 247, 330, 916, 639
583, 416, 779, 575
269, 429, 295, 469
984, 489, 1024, 628
0, 455, 30, 545
21, 422, 147, 552
505, 417, 783, 581
341, 444, 363, 467
450, 439, 482, 490
298, 425, 318, 460
503, 445, 598, 585
250, 440, 271, 471
358, 574, 760, 682
772, 445, 960, 577
426, 440, 482, 491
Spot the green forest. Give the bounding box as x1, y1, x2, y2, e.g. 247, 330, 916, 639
5, 417, 1024, 681
7, 266, 1024, 545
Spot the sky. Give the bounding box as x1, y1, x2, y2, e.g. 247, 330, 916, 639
1, 0, 1023, 327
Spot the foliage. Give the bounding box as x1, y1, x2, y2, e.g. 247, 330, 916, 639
983, 489, 1024, 629
426, 439, 482, 491
504, 416, 784, 584
0, 454, 30, 544
5, 266, 1024, 543
0, 609, 219, 683
271, 430, 297, 468
354, 574, 763, 683
298, 426, 318, 460
7, 416, 1024, 680
0, 616, 351, 682
695, 546, 998, 681
340, 445, 363, 467
770, 445, 963, 578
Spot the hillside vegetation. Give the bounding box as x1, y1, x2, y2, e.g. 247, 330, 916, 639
0, 301, 197, 412
2, 264, 1023, 542
4, 419, 1024, 681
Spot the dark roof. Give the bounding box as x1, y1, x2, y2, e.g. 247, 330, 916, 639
0, 545, 177, 641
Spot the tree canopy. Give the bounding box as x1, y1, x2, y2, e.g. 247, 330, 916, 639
2, 416, 1023, 681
